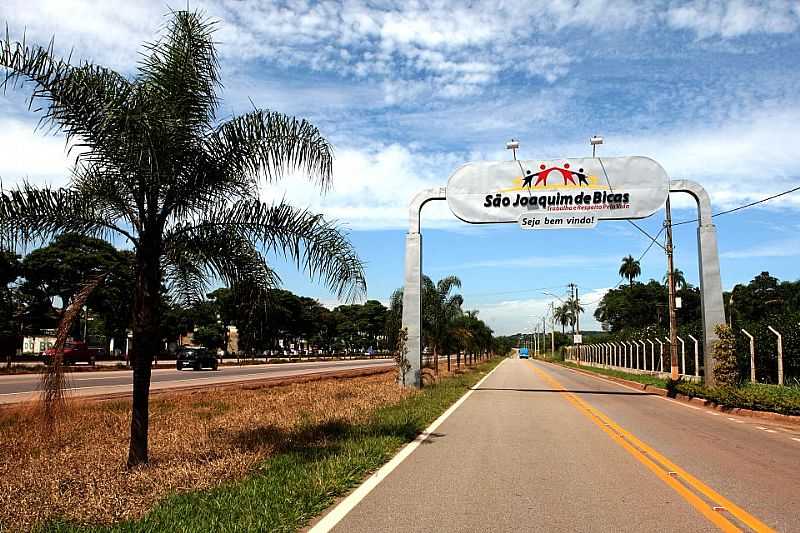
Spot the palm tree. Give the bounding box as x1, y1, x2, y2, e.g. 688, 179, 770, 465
565, 296, 584, 334
0, 11, 366, 466
619, 255, 641, 286
663, 269, 687, 289
553, 304, 571, 334
423, 275, 463, 373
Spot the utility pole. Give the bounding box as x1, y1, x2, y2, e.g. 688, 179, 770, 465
665, 196, 679, 379
549, 302, 555, 355
567, 283, 577, 335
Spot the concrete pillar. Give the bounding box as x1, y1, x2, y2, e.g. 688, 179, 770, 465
670, 180, 726, 386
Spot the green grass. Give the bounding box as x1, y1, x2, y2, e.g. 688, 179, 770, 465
550, 360, 669, 388
668, 380, 800, 416
547, 358, 800, 417
40, 358, 503, 533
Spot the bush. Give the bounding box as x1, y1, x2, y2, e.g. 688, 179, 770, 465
713, 324, 739, 386
669, 380, 800, 416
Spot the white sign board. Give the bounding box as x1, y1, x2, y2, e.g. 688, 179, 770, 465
573, 334, 583, 344
446, 156, 669, 224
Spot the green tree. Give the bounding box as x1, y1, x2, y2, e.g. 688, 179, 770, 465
713, 323, 739, 386
663, 268, 687, 289
565, 296, 584, 334
18, 234, 134, 338
422, 275, 463, 371
386, 275, 464, 370
618, 255, 641, 286
553, 303, 571, 334
0, 250, 21, 360
0, 11, 365, 466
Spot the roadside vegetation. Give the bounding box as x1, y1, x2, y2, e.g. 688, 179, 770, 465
0, 357, 501, 532
557, 360, 669, 389
545, 357, 800, 416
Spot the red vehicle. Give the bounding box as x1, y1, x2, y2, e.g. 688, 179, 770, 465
42, 340, 96, 366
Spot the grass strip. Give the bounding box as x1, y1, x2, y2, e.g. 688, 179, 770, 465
41, 358, 503, 533
549, 359, 669, 388
668, 380, 800, 416
546, 358, 800, 416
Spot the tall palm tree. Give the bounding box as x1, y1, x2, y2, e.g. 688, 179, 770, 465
388, 275, 463, 374
553, 303, 571, 334
422, 275, 463, 373
663, 269, 687, 289
566, 296, 584, 334
619, 255, 641, 286
0, 11, 366, 466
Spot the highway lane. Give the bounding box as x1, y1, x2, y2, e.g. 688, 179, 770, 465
325, 358, 799, 532
0, 358, 393, 404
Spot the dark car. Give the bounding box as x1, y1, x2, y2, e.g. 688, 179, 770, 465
43, 340, 96, 366
176, 347, 218, 371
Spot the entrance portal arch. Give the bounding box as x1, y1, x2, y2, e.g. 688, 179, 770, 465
400, 158, 725, 388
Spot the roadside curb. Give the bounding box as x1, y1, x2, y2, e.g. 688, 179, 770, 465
0, 366, 393, 408
540, 359, 800, 427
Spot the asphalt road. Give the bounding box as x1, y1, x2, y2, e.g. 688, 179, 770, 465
0, 358, 393, 404
326, 358, 800, 532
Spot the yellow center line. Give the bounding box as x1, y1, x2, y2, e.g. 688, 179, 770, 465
528, 362, 775, 533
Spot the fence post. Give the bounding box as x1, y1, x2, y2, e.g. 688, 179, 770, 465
741, 329, 756, 383
639, 340, 646, 369
676, 336, 685, 376
687, 334, 699, 377
767, 326, 783, 386
647, 339, 655, 371
656, 339, 664, 372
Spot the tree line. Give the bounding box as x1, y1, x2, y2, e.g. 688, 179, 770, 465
592, 255, 800, 384
0, 233, 390, 357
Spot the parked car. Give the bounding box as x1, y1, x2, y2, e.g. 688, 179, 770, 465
176, 347, 218, 371
42, 340, 96, 366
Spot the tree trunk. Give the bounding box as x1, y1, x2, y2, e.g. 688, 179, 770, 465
127, 238, 161, 468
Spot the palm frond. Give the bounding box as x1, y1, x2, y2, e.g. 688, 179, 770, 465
169, 200, 365, 302
206, 109, 333, 187
0, 32, 138, 161
0, 184, 135, 248
163, 224, 281, 305
137, 9, 219, 132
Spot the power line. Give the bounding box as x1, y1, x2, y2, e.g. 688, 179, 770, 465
672, 183, 800, 226
578, 226, 666, 306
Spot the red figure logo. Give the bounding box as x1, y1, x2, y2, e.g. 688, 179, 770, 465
521, 163, 590, 188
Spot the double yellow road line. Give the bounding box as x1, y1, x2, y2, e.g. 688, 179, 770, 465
528, 362, 775, 533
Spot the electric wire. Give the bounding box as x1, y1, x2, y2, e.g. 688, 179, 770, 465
671, 183, 800, 226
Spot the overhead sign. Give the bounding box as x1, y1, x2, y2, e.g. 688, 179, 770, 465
446, 156, 669, 224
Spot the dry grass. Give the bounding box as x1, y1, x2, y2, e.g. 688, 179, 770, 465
0, 370, 411, 532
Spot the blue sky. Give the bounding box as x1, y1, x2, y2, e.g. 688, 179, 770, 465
2, 1, 800, 334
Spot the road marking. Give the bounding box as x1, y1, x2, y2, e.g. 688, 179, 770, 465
309, 359, 506, 533
529, 362, 775, 533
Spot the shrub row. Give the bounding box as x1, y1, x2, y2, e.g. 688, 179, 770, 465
668, 380, 800, 416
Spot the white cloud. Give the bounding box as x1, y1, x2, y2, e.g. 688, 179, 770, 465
721, 239, 800, 259
467, 286, 610, 335
0, 118, 77, 187
259, 143, 463, 229
666, 0, 800, 39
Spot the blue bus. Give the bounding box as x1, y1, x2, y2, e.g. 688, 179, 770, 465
519, 347, 529, 359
